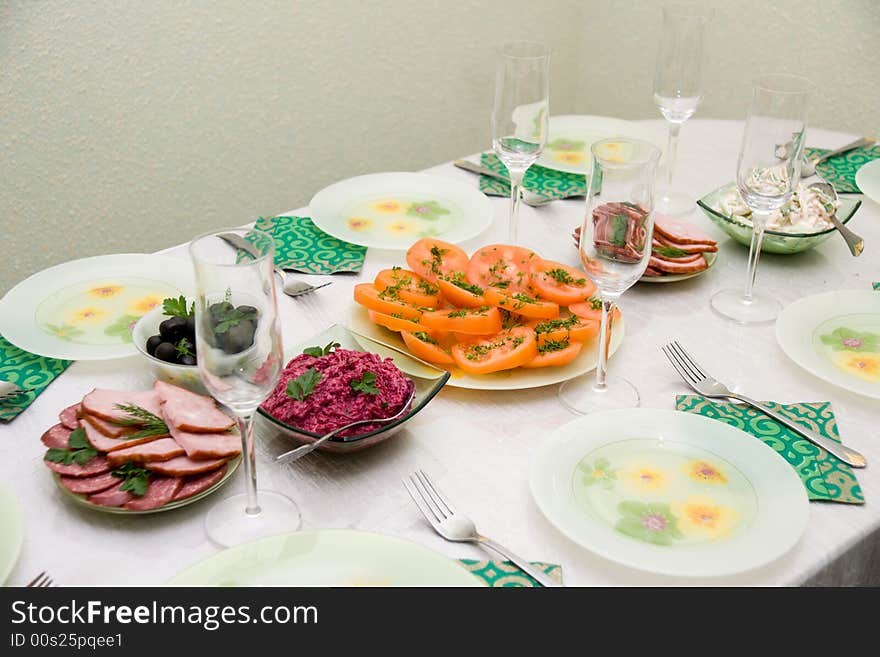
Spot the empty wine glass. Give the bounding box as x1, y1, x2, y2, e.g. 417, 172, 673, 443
491, 41, 550, 244
711, 74, 812, 324
559, 139, 661, 414
652, 2, 713, 215
189, 228, 301, 547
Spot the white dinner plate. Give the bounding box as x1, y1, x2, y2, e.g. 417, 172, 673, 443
347, 304, 625, 391
168, 529, 482, 586
0, 482, 24, 584
537, 115, 667, 175
855, 159, 880, 207
0, 254, 194, 360
776, 289, 880, 400
530, 409, 808, 577
308, 172, 493, 250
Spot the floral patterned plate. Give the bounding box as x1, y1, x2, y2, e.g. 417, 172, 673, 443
0, 254, 193, 360
530, 409, 808, 577
537, 115, 667, 175
776, 290, 880, 400
307, 172, 493, 250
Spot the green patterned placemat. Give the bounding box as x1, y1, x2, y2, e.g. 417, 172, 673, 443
676, 395, 862, 504
479, 153, 587, 200
805, 145, 880, 194
459, 559, 562, 587
0, 334, 72, 422
253, 215, 366, 274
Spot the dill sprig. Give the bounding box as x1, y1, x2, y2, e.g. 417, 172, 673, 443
111, 403, 170, 440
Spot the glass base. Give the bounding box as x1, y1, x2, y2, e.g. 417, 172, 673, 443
558, 375, 640, 415
654, 189, 695, 216
710, 288, 780, 324
205, 490, 301, 548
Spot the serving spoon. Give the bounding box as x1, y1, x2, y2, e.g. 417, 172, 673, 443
275, 386, 416, 464
807, 181, 864, 256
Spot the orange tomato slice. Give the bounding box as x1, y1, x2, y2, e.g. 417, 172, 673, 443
401, 331, 455, 365
436, 275, 485, 307
521, 340, 583, 368
368, 309, 423, 333
568, 297, 621, 323
419, 306, 502, 335
484, 288, 559, 320
374, 268, 441, 307
354, 283, 423, 320
529, 314, 599, 345
466, 244, 540, 294
451, 326, 538, 374
529, 260, 596, 305
406, 239, 469, 283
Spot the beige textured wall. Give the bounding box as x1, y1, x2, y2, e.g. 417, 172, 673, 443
2, 0, 878, 294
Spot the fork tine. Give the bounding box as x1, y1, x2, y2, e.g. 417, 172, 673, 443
667, 342, 702, 382
40, 576, 54, 587
662, 344, 698, 386
410, 471, 448, 521
415, 470, 454, 517
403, 475, 442, 525
27, 571, 47, 587
672, 341, 707, 379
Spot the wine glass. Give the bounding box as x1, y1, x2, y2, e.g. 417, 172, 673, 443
711, 74, 812, 324
491, 41, 550, 244
559, 139, 661, 414
652, 2, 713, 215
189, 228, 301, 547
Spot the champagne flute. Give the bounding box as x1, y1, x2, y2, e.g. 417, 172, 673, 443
189, 228, 301, 547
652, 2, 713, 215
711, 74, 812, 324
559, 139, 661, 414
491, 41, 550, 244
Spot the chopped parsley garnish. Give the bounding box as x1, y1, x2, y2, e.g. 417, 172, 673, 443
447, 309, 469, 318
588, 296, 603, 310
44, 427, 98, 466
544, 268, 586, 286
422, 245, 449, 276
512, 293, 537, 305
350, 371, 379, 395
302, 341, 340, 357
445, 274, 483, 296
534, 315, 580, 335
286, 367, 322, 401
538, 338, 570, 354
412, 332, 438, 345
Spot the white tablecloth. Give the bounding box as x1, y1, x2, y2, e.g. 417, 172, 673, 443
3, 119, 879, 587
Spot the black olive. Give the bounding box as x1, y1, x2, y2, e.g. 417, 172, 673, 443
145, 335, 163, 356
154, 342, 178, 363
178, 354, 197, 366
208, 301, 234, 322
184, 315, 196, 337
236, 305, 258, 316
221, 319, 255, 354
159, 316, 187, 341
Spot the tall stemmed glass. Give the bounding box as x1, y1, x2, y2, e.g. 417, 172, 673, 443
559, 139, 661, 414
711, 74, 812, 324
189, 228, 301, 547
652, 3, 712, 215
491, 41, 550, 244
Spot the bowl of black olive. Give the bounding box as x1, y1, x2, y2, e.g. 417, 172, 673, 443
132, 296, 207, 394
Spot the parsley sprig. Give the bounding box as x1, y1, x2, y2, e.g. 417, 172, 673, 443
350, 371, 379, 395
111, 404, 170, 440
162, 295, 194, 318
111, 462, 151, 497
302, 342, 340, 357
44, 427, 98, 466
286, 367, 322, 401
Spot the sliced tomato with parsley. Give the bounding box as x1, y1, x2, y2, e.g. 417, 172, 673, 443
419, 305, 502, 335
568, 296, 621, 323
401, 331, 455, 365
521, 339, 582, 368
406, 238, 469, 283
436, 273, 485, 307
529, 260, 597, 305
368, 309, 424, 333
354, 283, 423, 320
529, 314, 599, 345
374, 268, 441, 308
483, 288, 559, 320
451, 326, 538, 374
466, 244, 539, 295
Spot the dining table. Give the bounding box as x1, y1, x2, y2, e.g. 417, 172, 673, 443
2, 118, 878, 587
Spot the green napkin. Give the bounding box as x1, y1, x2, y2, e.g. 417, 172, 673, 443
873, 282, 879, 291
253, 215, 366, 274
0, 334, 72, 422
676, 395, 863, 504
804, 145, 880, 194
478, 153, 587, 201
459, 559, 562, 587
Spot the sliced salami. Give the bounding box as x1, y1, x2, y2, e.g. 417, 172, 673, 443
59, 471, 119, 495
154, 381, 235, 433
123, 477, 183, 511
88, 483, 133, 507
106, 437, 185, 466
59, 404, 81, 431
41, 423, 72, 449
172, 465, 228, 501
44, 454, 111, 478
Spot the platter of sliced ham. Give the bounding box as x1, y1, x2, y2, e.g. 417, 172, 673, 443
42, 381, 241, 514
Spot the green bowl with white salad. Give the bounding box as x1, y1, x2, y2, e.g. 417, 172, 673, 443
697, 182, 861, 254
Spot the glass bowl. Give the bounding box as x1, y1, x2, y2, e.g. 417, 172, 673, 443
256, 324, 450, 453
697, 182, 862, 254
132, 305, 207, 394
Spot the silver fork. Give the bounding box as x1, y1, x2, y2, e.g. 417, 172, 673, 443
0, 381, 33, 404
403, 470, 561, 587
662, 340, 867, 468
27, 571, 54, 587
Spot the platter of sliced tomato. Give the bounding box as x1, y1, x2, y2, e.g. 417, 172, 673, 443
348, 239, 626, 390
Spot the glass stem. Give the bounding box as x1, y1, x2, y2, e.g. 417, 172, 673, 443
593, 298, 615, 391
743, 211, 769, 302
665, 121, 681, 189
507, 169, 525, 244
237, 413, 261, 516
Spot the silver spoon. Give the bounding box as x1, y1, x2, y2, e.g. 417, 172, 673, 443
807, 181, 864, 256
275, 386, 416, 463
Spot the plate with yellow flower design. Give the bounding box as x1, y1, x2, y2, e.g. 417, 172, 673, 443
776, 289, 880, 400
308, 172, 493, 250
537, 115, 667, 175
0, 254, 193, 360
530, 409, 808, 577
